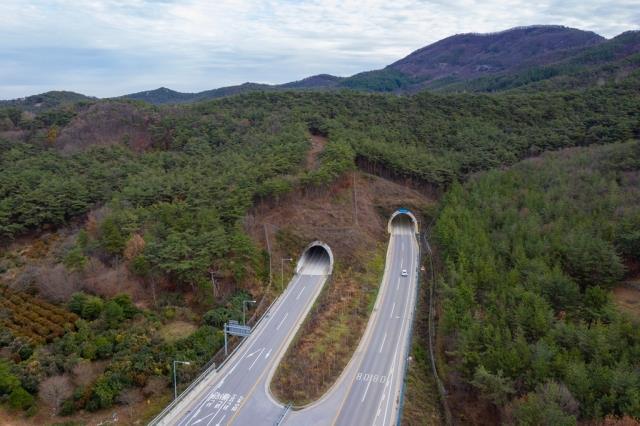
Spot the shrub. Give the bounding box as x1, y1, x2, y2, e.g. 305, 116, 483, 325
8, 387, 35, 411
81, 297, 104, 321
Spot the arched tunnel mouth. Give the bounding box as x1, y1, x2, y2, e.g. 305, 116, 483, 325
388, 210, 419, 234
296, 242, 333, 276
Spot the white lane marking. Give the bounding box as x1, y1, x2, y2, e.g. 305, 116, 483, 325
390, 302, 395, 318
380, 241, 416, 426
296, 286, 305, 300
179, 274, 305, 426
265, 348, 272, 359
214, 415, 226, 426
276, 312, 289, 331
192, 412, 214, 424
361, 378, 372, 402
379, 332, 387, 353
248, 348, 265, 371
246, 348, 262, 358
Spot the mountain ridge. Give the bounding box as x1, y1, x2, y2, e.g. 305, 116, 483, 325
2, 25, 638, 107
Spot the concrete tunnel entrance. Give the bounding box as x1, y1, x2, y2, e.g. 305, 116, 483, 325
388, 209, 419, 234
295, 241, 334, 276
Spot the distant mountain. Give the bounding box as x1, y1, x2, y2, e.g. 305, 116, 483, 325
424, 29, 640, 92
2, 25, 638, 107
0, 91, 94, 111
123, 75, 343, 105
119, 25, 623, 104
124, 87, 197, 104
390, 25, 603, 78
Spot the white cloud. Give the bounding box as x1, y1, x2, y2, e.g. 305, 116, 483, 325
0, 0, 637, 98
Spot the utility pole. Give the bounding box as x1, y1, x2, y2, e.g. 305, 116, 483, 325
281, 258, 292, 292
264, 223, 274, 287
353, 171, 358, 227
209, 270, 217, 299
243, 300, 256, 326
173, 360, 191, 399
224, 323, 228, 356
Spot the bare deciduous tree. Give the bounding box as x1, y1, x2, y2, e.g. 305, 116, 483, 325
142, 376, 168, 398
39, 375, 73, 416
117, 388, 144, 417
36, 264, 82, 302
124, 234, 145, 262
72, 360, 99, 388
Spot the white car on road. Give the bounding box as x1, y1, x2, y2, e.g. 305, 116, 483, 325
401, 269, 408, 276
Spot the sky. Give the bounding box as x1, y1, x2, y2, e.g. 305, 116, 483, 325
0, 0, 638, 99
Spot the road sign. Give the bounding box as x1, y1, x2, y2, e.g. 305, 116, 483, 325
226, 323, 252, 337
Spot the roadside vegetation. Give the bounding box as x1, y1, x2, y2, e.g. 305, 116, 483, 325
434, 141, 640, 423
0, 57, 638, 423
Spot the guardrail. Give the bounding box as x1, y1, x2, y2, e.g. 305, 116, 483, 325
148, 291, 283, 425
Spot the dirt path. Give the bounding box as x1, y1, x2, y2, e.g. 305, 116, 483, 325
306, 135, 327, 171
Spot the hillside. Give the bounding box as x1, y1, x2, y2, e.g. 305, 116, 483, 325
1, 25, 639, 425
435, 141, 640, 423
390, 25, 603, 78
113, 25, 635, 104
1, 26, 636, 107
0, 91, 95, 112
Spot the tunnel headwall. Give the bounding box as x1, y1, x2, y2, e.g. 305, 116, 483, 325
295, 241, 334, 276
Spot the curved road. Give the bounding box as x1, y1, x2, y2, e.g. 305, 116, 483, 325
154, 216, 419, 426
287, 217, 418, 426
156, 248, 331, 426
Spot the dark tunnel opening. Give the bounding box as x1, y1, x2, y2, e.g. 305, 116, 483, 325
296, 242, 333, 275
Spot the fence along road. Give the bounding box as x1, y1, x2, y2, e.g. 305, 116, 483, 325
154, 243, 333, 426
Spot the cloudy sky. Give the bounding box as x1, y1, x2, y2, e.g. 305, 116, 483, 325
1, 0, 638, 99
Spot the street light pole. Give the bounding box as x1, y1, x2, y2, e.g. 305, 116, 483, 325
209, 270, 217, 299
242, 299, 256, 326
173, 360, 191, 399
281, 258, 292, 292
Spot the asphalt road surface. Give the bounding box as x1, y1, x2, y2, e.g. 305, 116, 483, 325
155, 217, 419, 426
157, 248, 331, 426
286, 218, 419, 426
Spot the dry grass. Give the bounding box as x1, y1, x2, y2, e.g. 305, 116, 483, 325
271, 249, 385, 404
259, 172, 434, 405
158, 320, 198, 343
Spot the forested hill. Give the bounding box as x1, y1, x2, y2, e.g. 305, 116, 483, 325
436, 141, 640, 423
1, 25, 637, 106
0, 27, 639, 424
0, 91, 94, 112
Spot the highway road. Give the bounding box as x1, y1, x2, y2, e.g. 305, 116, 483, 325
155, 246, 332, 426
153, 213, 419, 426
286, 216, 419, 426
